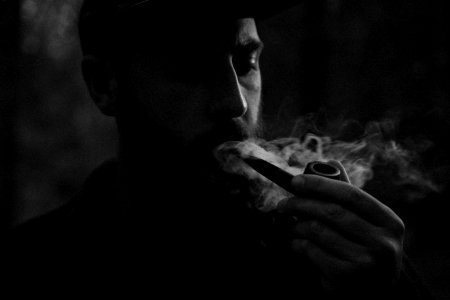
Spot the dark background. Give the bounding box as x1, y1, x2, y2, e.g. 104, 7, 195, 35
1, 0, 449, 298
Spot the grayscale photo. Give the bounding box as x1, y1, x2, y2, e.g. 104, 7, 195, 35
2, 1, 449, 298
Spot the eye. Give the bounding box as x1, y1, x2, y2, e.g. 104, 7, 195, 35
232, 50, 260, 77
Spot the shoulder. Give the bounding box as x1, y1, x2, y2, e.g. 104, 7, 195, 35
10, 201, 75, 240
9, 158, 119, 240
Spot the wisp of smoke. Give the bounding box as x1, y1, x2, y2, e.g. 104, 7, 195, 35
214, 120, 440, 211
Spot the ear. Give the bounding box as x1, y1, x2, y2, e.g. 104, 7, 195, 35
81, 55, 118, 116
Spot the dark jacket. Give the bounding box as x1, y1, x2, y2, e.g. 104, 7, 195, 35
5, 159, 435, 299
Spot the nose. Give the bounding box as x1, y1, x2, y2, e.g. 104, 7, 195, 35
209, 56, 248, 120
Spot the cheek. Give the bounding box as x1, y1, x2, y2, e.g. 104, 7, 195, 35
247, 91, 261, 125
144, 84, 210, 133
241, 79, 262, 126
122, 68, 212, 140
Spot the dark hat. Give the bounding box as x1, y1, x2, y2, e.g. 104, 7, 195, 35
79, 0, 303, 22
78, 0, 303, 55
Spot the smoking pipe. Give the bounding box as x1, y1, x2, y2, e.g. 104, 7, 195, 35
303, 161, 341, 180
243, 157, 342, 250
242, 156, 341, 194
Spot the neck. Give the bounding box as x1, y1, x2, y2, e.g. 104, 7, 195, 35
117, 140, 174, 197
116, 131, 219, 210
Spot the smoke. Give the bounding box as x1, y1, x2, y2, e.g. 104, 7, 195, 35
214, 114, 441, 211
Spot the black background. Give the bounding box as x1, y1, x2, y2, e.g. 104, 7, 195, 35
1, 0, 449, 298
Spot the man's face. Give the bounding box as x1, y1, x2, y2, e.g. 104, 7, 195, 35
114, 16, 263, 178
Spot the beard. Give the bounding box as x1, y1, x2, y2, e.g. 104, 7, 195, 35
116, 115, 269, 260
117, 113, 263, 215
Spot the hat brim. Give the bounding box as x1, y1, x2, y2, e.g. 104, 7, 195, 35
117, 1, 304, 20
78, 0, 304, 55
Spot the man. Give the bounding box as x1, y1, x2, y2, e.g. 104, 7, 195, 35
7, 0, 433, 299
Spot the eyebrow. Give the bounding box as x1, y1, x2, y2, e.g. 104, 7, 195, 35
235, 38, 265, 53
